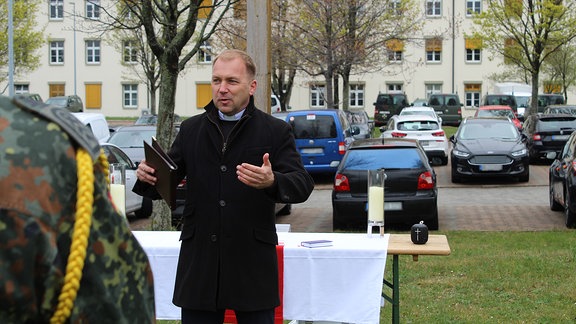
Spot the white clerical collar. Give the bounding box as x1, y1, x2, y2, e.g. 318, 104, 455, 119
218, 109, 245, 121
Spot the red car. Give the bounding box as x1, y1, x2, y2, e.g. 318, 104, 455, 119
474, 105, 523, 130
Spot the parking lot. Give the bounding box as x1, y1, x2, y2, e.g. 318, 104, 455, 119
275, 161, 568, 233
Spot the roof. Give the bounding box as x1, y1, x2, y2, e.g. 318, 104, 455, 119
478, 105, 513, 110
392, 114, 439, 122
349, 137, 419, 149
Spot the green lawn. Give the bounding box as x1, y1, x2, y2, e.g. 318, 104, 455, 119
159, 231, 576, 323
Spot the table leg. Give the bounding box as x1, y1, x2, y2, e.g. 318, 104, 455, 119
392, 254, 399, 324
382, 254, 400, 324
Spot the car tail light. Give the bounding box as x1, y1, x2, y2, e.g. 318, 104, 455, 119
572, 161, 576, 174
177, 178, 187, 189
333, 174, 350, 192
431, 130, 445, 137
391, 132, 407, 138
458, 109, 462, 115
417, 171, 434, 190
338, 142, 346, 154
533, 134, 542, 141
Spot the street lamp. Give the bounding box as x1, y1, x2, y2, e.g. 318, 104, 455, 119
70, 2, 77, 96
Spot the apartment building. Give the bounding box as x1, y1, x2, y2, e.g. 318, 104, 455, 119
2, 0, 569, 118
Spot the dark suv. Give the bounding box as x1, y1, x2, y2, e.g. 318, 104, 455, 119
45, 95, 84, 113
373, 93, 409, 126
482, 94, 518, 114
528, 94, 565, 113
427, 94, 463, 126
522, 113, 576, 163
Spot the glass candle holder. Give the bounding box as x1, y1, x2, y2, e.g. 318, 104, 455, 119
367, 169, 385, 237
109, 163, 126, 218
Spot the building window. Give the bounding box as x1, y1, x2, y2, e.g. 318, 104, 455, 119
465, 83, 482, 107
86, 0, 100, 20
466, 0, 481, 16
387, 84, 403, 93
388, 0, 402, 15
386, 39, 404, 63
50, 41, 64, 64
199, 41, 212, 63
123, 40, 138, 64
349, 84, 364, 108
50, 0, 64, 19
465, 38, 482, 63
197, 0, 212, 20
426, 38, 442, 63
49, 84, 65, 97
14, 84, 29, 94
86, 40, 101, 64
86, 83, 102, 109
310, 85, 325, 108
426, 0, 441, 17
196, 83, 212, 108
123, 84, 138, 108
425, 84, 442, 99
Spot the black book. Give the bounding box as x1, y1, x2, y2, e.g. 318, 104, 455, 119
143, 137, 178, 209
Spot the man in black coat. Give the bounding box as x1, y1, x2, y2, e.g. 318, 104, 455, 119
134, 49, 314, 323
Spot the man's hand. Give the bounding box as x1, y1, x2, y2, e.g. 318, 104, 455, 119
236, 153, 275, 189
136, 160, 157, 185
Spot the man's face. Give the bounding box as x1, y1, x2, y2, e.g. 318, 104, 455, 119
211, 57, 257, 116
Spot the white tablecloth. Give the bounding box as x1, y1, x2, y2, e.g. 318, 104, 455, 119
132, 231, 389, 324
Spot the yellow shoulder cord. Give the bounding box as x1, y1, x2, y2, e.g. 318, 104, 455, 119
50, 149, 108, 324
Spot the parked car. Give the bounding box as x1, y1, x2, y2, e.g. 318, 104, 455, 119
345, 108, 373, 139
450, 117, 529, 183
482, 94, 518, 114
106, 125, 158, 164
522, 114, 576, 163
528, 94, 565, 113
543, 105, 576, 116
134, 113, 181, 125
373, 93, 409, 126
474, 105, 522, 130
14, 93, 43, 102
332, 138, 438, 230
101, 143, 152, 218
72, 112, 111, 143
411, 98, 428, 107
548, 131, 576, 228
427, 93, 463, 126
380, 114, 449, 165
399, 106, 442, 124
286, 109, 358, 174
45, 95, 83, 113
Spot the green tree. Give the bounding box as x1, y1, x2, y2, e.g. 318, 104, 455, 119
541, 43, 576, 102
0, 0, 44, 87
471, 0, 576, 116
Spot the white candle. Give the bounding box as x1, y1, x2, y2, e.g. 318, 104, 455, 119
368, 186, 384, 222
110, 184, 126, 217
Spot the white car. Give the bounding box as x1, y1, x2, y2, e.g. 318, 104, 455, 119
380, 115, 449, 165
399, 106, 443, 125
101, 143, 152, 218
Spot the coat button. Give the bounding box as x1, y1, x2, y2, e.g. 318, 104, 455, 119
220, 165, 227, 172
211, 234, 217, 242
219, 200, 226, 207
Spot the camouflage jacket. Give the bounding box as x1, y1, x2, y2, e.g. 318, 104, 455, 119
0, 96, 155, 323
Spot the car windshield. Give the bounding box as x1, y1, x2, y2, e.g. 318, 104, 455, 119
108, 130, 157, 148
400, 110, 435, 118
290, 115, 337, 139
343, 148, 424, 170
347, 112, 368, 124
538, 118, 576, 131
397, 120, 439, 131
46, 98, 67, 106
459, 123, 518, 140
477, 109, 514, 119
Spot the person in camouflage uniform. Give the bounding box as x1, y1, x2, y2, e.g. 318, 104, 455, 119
0, 95, 155, 323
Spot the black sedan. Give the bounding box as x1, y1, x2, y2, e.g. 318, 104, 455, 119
450, 117, 530, 183
522, 114, 576, 163
332, 138, 438, 231
548, 131, 576, 228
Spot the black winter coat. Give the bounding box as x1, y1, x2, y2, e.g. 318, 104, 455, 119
134, 98, 314, 311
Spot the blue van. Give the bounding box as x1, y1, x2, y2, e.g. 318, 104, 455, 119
285, 109, 358, 174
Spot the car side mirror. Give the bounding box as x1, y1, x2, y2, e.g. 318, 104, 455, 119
449, 135, 456, 143
379, 126, 387, 132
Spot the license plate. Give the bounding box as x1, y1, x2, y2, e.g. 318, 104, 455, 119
385, 202, 402, 211
552, 135, 570, 140
479, 164, 502, 171
419, 140, 429, 146
436, 111, 443, 114
301, 148, 323, 154
380, 111, 390, 115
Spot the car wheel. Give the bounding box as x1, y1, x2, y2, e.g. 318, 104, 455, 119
441, 157, 448, 166
430, 157, 443, 166
427, 207, 439, 230
518, 170, 529, 183
549, 185, 562, 211
451, 166, 462, 183
564, 192, 576, 228
134, 197, 152, 219
276, 203, 292, 216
